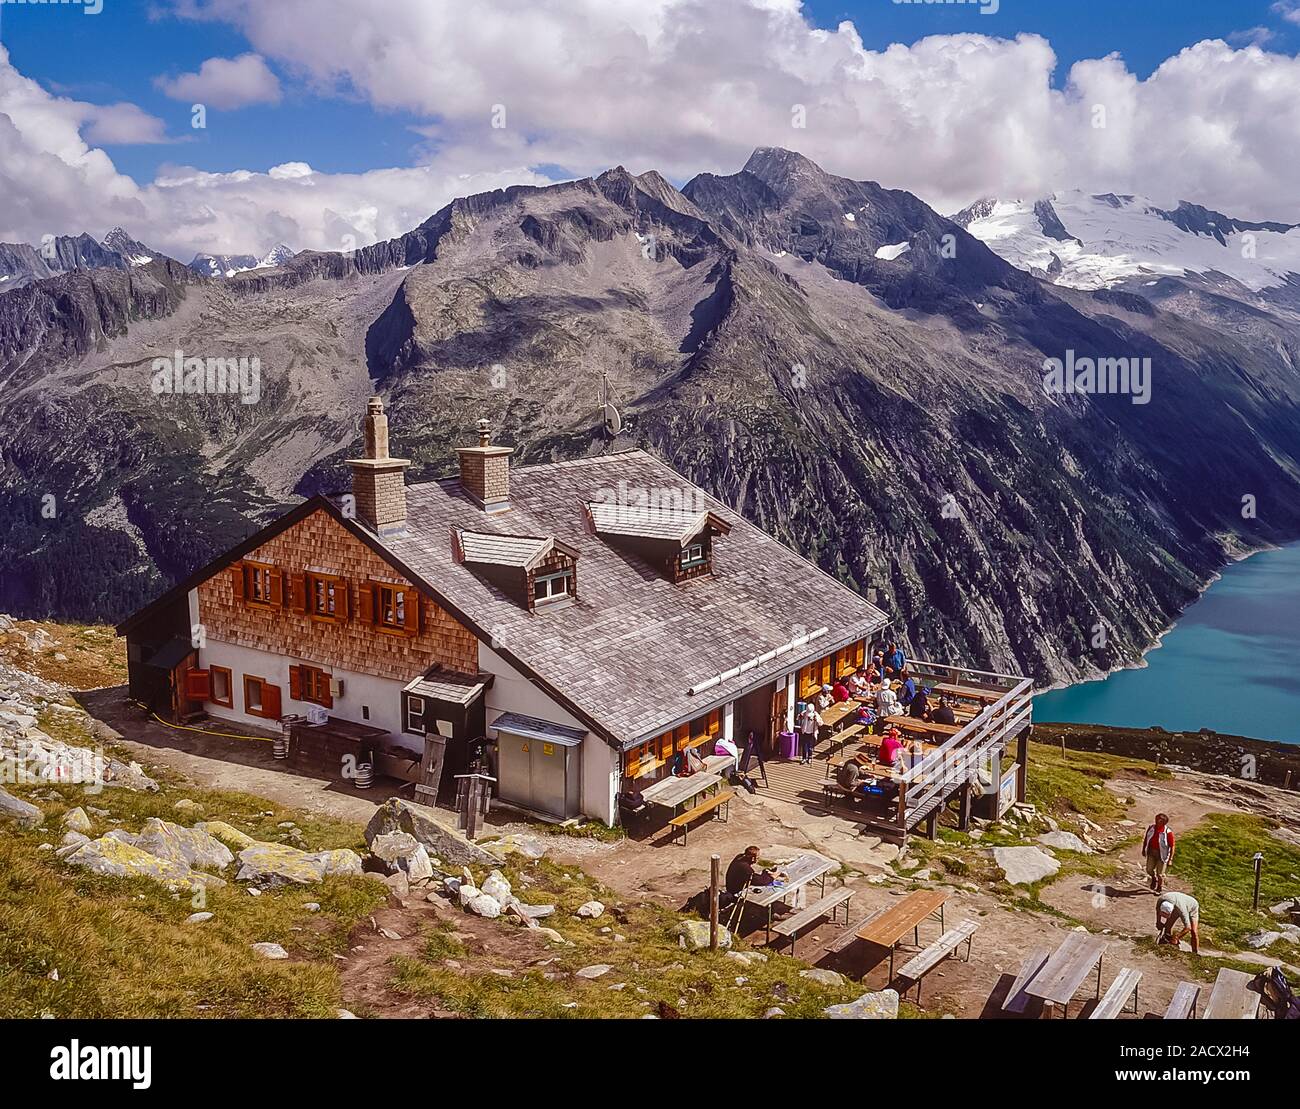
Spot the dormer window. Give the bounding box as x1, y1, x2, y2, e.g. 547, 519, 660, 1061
534, 568, 573, 605
584, 499, 731, 584
680, 543, 706, 570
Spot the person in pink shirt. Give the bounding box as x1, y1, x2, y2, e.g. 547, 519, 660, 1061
877, 727, 906, 770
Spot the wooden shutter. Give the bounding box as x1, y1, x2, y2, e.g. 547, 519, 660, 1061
289, 574, 307, 614
358, 581, 375, 624
338, 580, 352, 621
230, 563, 245, 600
185, 668, 211, 701
262, 683, 282, 720
402, 590, 420, 636
288, 665, 302, 700
268, 567, 284, 607
319, 672, 334, 709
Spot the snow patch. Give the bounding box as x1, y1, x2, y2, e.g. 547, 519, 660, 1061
875, 241, 911, 261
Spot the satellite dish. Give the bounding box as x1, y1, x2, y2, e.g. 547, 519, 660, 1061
601, 374, 623, 438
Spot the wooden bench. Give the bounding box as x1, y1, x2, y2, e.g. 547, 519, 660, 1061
1164, 982, 1201, 1020
825, 907, 884, 956
667, 790, 733, 845
1002, 946, 1051, 1014
1089, 967, 1142, 1019
1202, 968, 1259, 1020
770, 888, 854, 956
894, 920, 978, 1003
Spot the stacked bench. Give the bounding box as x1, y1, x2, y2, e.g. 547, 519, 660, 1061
667, 789, 733, 845
894, 920, 979, 1002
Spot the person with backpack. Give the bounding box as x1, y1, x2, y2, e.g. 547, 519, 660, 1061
1142, 813, 1176, 893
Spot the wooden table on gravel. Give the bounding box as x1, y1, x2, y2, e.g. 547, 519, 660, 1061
854, 888, 950, 978
1024, 932, 1108, 1018
641, 771, 723, 816
744, 854, 837, 943
1201, 968, 1259, 1020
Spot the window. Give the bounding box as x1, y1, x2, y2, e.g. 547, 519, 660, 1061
243, 562, 280, 607
378, 583, 406, 629
405, 694, 427, 735
290, 664, 333, 707
533, 569, 572, 605
360, 580, 419, 635
243, 675, 281, 720
210, 665, 233, 708
679, 542, 706, 569
307, 572, 344, 620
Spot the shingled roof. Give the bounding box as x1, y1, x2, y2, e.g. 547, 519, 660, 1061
352, 450, 888, 749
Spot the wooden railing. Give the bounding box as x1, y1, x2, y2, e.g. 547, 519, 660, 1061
892, 663, 1033, 832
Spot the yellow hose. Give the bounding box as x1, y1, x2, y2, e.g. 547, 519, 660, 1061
130, 700, 275, 744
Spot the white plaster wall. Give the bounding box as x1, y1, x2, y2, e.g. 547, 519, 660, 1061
478, 642, 614, 824
200, 639, 417, 753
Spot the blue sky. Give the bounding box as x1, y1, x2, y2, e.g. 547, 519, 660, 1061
2, 0, 1295, 185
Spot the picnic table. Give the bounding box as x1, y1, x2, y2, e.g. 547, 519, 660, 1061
641, 771, 723, 814
854, 888, 950, 978
743, 853, 837, 942
1024, 932, 1108, 1017
1201, 968, 1259, 1020
889, 716, 963, 740
820, 701, 858, 729
930, 682, 1003, 705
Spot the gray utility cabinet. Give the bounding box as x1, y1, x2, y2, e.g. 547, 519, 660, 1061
491, 712, 584, 820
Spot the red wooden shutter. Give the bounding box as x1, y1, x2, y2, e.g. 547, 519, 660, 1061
358, 582, 375, 624
230, 563, 245, 600
268, 567, 284, 607
289, 573, 307, 614
185, 668, 211, 701
403, 591, 420, 636
262, 683, 282, 720
288, 665, 302, 700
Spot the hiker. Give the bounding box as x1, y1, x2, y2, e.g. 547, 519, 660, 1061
797, 701, 821, 764
1156, 891, 1200, 954
1142, 813, 1176, 893
876, 679, 902, 718
882, 641, 907, 680
723, 846, 783, 908
932, 697, 957, 725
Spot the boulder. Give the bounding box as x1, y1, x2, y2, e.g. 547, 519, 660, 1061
135, 818, 234, 870
825, 989, 900, 1019
515, 902, 556, 920
674, 920, 732, 949
370, 832, 433, 882
64, 835, 202, 890
62, 807, 93, 834
457, 883, 481, 908
1245, 930, 1287, 950
251, 942, 289, 960
1037, 830, 1095, 855
481, 832, 548, 860
316, 848, 364, 877
468, 893, 502, 918
195, 821, 255, 850
576, 900, 605, 919
0, 786, 41, 827
800, 968, 845, 987
186, 912, 214, 924
383, 872, 410, 899
575, 964, 612, 979
993, 846, 1061, 885
481, 870, 513, 904
235, 842, 328, 885
364, 798, 500, 867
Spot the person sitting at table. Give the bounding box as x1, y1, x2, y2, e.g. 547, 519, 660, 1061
723, 846, 783, 908
882, 641, 907, 680
815, 683, 835, 711
848, 668, 868, 695
832, 676, 852, 702
908, 686, 932, 720
898, 669, 918, 707
932, 697, 957, 725
877, 726, 907, 771
876, 679, 902, 718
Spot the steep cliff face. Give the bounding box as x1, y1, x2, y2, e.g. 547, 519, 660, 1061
4, 150, 1300, 687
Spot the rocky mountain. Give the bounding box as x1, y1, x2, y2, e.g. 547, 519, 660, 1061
4, 148, 1300, 687
188, 243, 296, 278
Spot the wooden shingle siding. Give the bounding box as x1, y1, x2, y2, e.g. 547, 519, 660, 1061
196, 507, 478, 681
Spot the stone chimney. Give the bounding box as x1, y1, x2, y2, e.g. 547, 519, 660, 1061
456, 418, 513, 513
346, 397, 410, 536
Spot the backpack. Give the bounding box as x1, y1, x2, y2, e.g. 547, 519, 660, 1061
1257, 967, 1300, 1019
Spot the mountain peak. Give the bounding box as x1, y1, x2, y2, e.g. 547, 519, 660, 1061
741, 147, 829, 190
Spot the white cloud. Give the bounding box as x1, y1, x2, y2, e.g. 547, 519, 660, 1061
1228, 27, 1276, 48
1272, 2, 1300, 27
154, 53, 282, 109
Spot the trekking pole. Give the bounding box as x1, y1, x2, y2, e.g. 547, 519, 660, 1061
1252, 852, 1264, 911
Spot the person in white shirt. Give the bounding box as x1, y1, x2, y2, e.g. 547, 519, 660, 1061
797, 702, 822, 764
876, 679, 901, 718
815, 683, 835, 711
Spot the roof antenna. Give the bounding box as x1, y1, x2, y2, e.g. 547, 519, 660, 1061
600, 372, 623, 441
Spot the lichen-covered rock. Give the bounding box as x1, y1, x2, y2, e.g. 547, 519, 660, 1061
481, 870, 512, 904
468, 893, 502, 918
576, 900, 605, 919
62, 807, 92, 834
0, 786, 42, 827
364, 798, 500, 867
195, 820, 255, 850
236, 842, 329, 885
64, 835, 205, 891
674, 920, 731, 949
1037, 830, 1095, 855
371, 831, 433, 882
800, 968, 844, 987
825, 989, 900, 1019
481, 833, 548, 859
316, 848, 363, 877
992, 846, 1061, 885
135, 818, 234, 871
251, 942, 288, 960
